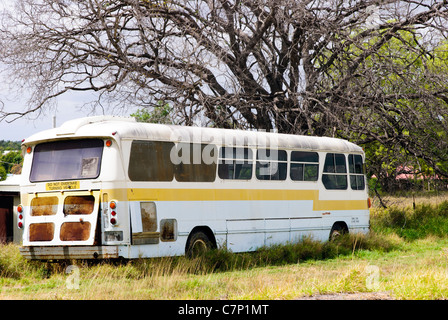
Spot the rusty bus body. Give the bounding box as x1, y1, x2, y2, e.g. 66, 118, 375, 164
18, 116, 370, 260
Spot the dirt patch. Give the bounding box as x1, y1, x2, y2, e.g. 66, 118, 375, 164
298, 292, 394, 300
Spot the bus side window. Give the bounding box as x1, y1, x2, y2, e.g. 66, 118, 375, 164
290, 151, 319, 181
160, 219, 177, 242
218, 147, 253, 180
349, 154, 366, 190
173, 143, 217, 182
322, 153, 347, 190
255, 149, 287, 181
140, 202, 157, 233
128, 140, 175, 181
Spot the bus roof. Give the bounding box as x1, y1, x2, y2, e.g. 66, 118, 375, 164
23, 116, 363, 153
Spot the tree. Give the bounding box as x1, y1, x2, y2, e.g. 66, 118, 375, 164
131, 101, 176, 124
1, 1, 448, 185
350, 32, 448, 191
0, 142, 22, 180
0, 150, 22, 174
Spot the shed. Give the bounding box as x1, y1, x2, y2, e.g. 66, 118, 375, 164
0, 175, 22, 243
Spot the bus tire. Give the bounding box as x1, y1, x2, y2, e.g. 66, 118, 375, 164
186, 230, 215, 258
329, 222, 348, 241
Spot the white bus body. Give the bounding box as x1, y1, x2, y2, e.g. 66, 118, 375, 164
18, 116, 370, 260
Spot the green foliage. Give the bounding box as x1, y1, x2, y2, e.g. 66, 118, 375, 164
337, 31, 448, 193
131, 101, 174, 124
0, 140, 21, 152
1, 151, 22, 171
0, 166, 6, 181
0, 141, 22, 180
371, 200, 448, 241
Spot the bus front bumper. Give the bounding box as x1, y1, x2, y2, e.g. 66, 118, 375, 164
19, 246, 119, 260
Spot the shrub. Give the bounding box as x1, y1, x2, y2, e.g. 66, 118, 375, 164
371, 200, 448, 240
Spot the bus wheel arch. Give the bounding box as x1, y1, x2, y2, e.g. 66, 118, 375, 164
185, 226, 217, 257
329, 221, 349, 241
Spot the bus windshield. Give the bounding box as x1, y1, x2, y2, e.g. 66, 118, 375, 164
30, 139, 104, 182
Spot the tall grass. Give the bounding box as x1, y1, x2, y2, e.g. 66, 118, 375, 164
0, 200, 426, 280
193, 231, 402, 273
371, 200, 448, 240
0, 232, 401, 285
2, 199, 448, 299
0, 243, 45, 279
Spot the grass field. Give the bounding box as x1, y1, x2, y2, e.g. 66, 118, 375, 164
3, 194, 448, 300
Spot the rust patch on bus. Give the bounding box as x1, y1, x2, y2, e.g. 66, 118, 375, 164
30, 197, 58, 216
64, 196, 95, 215
29, 223, 55, 241
60, 222, 91, 241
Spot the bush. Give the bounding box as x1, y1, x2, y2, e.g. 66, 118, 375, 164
371, 200, 448, 240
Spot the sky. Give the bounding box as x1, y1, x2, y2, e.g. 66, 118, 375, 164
1, 92, 99, 142
0, 89, 138, 142
0, 1, 137, 142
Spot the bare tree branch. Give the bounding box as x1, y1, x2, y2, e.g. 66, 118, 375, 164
1, 0, 448, 187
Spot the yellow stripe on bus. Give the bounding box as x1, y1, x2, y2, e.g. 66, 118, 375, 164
123, 188, 368, 211
128, 188, 316, 201
24, 188, 368, 211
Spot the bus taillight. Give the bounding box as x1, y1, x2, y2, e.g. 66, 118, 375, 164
17, 205, 24, 228
110, 211, 117, 225
110, 201, 117, 225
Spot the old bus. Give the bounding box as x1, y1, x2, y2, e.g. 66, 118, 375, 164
17, 116, 370, 260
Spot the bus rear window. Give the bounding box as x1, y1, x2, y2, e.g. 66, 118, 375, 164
30, 139, 103, 182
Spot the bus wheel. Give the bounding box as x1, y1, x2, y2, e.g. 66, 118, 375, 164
329, 223, 348, 241
186, 231, 214, 258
